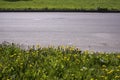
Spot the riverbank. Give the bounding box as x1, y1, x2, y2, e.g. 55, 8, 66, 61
0, 8, 120, 13
0, 42, 120, 79
0, 0, 120, 12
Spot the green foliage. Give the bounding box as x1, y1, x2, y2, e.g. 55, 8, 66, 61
4, 0, 32, 1
0, 43, 120, 80
0, 0, 120, 12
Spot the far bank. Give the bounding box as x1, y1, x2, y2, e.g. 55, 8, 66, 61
0, 0, 120, 12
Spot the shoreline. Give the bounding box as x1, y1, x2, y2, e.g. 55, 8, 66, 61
0, 8, 120, 13
0, 41, 120, 53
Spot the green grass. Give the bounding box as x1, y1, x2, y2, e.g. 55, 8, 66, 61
0, 42, 120, 80
0, 0, 120, 12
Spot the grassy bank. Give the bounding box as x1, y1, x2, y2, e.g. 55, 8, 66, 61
0, 42, 120, 80
0, 0, 120, 12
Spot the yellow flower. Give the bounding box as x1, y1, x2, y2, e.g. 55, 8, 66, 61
90, 78, 94, 80
104, 69, 108, 72
63, 56, 69, 61
0, 64, 2, 67
15, 59, 18, 62
116, 69, 120, 72
74, 54, 77, 58
107, 70, 114, 74
82, 67, 88, 70
102, 65, 106, 68
30, 64, 32, 67
67, 58, 70, 61
17, 55, 20, 58
106, 54, 108, 57
20, 63, 23, 65
32, 52, 36, 56
36, 44, 40, 49
118, 65, 120, 68
18, 53, 22, 55
80, 69, 83, 71
14, 53, 16, 56
100, 76, 105, 78
64, 56, 67, 60
115, 76, 120, 78
84, 50, 89, 54
69, 46, 75, 51
116, 55, 120, 59
61, 45, 65, 49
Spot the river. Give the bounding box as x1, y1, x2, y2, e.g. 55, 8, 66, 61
0, 12, 120, 52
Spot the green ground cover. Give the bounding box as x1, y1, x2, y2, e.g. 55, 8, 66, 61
0, 0, 120, 12
0, 42, 120, 80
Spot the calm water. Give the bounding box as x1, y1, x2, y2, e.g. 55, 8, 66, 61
0, 12, 120, 52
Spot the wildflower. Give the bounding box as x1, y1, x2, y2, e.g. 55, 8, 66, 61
90, 78, 94, 80
80, 69, 84, 71
107, 70, 114, 74
61, 45, 65, 49
100, 76, 108, 79
64, 56, 67, 60
36, 50, 39, 53
89, 51, 94, 54
106, 54, 108, 57
20, 63, 23, 65
71, 74, 75, 77
18, 53, 22, 55
115, 76, 120, 79
32, 52, 36, 56
116, 55, 120, 59
36, 44, 40, 49
105, 77, 108, 80
17, 55, 20, 58
14, 53, 16, 56
82, 67, 88, 70
63, 56, 69, 61
69, 46, 75, 51
118, 65, 120, 68
67, 57, 70, 61
100, 76, 105, 78
84, 50, 89, 54
104, 69, 108, 72
102, 65, 106, 68
0, 64, 2, 67
15, 59, 18, 62
74, 54, 77, 58
61, 65, 64, 69
30, 64, 32, 67
116, 69, 120, 72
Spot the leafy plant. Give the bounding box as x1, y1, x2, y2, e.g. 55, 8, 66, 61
0, 42, 120, 80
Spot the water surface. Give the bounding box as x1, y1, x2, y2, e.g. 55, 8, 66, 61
0, 12, 120, 52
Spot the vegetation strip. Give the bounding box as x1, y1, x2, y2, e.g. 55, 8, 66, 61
0, 0, 120, 12
0, 42, 120, 80
0, 8, 120, 13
